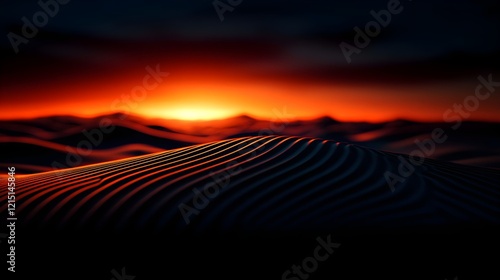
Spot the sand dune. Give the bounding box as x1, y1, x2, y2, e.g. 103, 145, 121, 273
2, 115, 500, 174
2, 136, 498, 233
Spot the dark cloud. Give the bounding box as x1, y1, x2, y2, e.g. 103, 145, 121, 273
1, 0, 500, 97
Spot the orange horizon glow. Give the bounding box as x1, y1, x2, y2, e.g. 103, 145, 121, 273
2, 67, 500, 123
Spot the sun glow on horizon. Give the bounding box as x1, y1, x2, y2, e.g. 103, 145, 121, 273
148, 107, 238, 121
2, 69, 500, 122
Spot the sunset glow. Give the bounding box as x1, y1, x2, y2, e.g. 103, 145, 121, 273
149, 107, 238, 121
2, 75, 499, 123
2, 61, 499, 123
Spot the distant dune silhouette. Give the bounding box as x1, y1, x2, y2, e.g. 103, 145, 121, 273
1, 114, 500, 173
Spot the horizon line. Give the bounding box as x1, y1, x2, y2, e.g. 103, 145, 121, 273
1, 111, 499, 124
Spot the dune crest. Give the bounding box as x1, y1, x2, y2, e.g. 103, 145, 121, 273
1, 136, 499, 233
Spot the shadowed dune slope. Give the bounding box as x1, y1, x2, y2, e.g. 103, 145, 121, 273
2, 115, 500, 174
2, 136, 499, 233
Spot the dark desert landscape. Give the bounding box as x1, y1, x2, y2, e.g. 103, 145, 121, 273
1, 0, 500, 279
